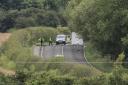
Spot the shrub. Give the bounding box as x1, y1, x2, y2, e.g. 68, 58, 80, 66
70, 64, 101, 78
0, 54, 16, 70
0, 74, 16, 85
25, 70, 75, 85
15, 17, 36, 28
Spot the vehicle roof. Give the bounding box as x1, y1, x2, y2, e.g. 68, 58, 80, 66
57, 34, 66, 36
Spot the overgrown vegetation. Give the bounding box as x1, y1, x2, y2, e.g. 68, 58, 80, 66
0, 0, 70, 32
85, 42, 113, 72
1, 0, 128, 84
67, 0, 128, 60
0, 66, 128, 85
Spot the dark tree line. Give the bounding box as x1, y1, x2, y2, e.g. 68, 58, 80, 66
0, 0, 70, 32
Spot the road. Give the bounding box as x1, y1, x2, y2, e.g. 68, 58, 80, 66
33, 45, 86, 63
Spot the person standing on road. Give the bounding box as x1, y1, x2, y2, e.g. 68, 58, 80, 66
39, 37, 44, 46
38, 37, 44, 56
49, 37, 52, 46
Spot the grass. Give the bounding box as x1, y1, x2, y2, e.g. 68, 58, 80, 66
85, 42, 114, 72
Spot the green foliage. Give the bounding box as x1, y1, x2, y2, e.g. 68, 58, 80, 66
25, 70, 75, 85
0, 8, 67, 32
116, 53, 125, 62
108, 66, 127, 85
15, 17, 36, 28
122, 34, 128, 46
67, 0, 128, 59
57, 27, 71, 35
10, 64, 100, 85
76, 74, 108, 85
0, 74, 16, 85
15, 69, 32, 85
85, 42, 113, 72
70, 64, 101, 78
0, 10, 15, 32
75, 66, 128, 85
0, 54, 15, 70
0, 0, 70, 11
43, 57, 101, 78
1, 66, 128, 85
0, 0, 70, 32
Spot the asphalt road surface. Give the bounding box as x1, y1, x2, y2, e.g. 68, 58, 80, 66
33, 45, 86, 63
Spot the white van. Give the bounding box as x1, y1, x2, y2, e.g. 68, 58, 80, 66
56, 34, 66, 45
71, 32, 83, 45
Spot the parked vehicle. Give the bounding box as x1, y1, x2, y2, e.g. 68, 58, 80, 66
56, 32, 83, 45
56, 34, 66, 45
71, 32, 83, 45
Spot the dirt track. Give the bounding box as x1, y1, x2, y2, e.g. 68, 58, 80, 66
0, 67, 15, 75
0, 33, 11, 45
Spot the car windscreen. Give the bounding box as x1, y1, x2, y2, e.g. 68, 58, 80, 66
57, 36, 65, 38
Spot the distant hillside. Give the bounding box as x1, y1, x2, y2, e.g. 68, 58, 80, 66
0, 0, 70, 32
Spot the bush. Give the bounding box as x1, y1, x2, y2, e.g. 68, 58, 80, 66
0, 7, 68, 32
0, 74, 16, 85
0, 10, 15, 32
76, 75, 108, 85
25, 70, 75, 85
1, 65, 128, 85
70, 64, 101, 78
0, 54, 16, 70
108, 66, 128, 85
15, 17, 36, 28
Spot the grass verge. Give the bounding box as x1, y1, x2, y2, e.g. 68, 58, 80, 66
85, 42, 113, 72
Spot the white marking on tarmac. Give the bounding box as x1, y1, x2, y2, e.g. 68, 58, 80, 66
62, 46, 64, 55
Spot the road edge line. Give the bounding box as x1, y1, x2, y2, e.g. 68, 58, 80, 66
83, 45, 93, 67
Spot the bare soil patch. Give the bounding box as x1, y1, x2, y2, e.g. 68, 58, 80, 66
0, 67, 15, 75
0, 33, 11, 45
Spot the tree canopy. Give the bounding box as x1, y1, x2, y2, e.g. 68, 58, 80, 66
0, 0, 71, 32
67, 0, 128, 58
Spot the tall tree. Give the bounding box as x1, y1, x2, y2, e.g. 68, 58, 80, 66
67, 0, 128, 58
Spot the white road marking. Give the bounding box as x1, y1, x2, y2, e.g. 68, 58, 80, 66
62, 46, 64, 55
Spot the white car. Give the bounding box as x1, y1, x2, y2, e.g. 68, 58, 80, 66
56, 34, 66, 45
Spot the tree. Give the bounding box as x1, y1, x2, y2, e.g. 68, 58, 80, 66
0, 0, 24, 10
0, 10, 15, 32
67, 0, 128, 59
43, 0, 70, 11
